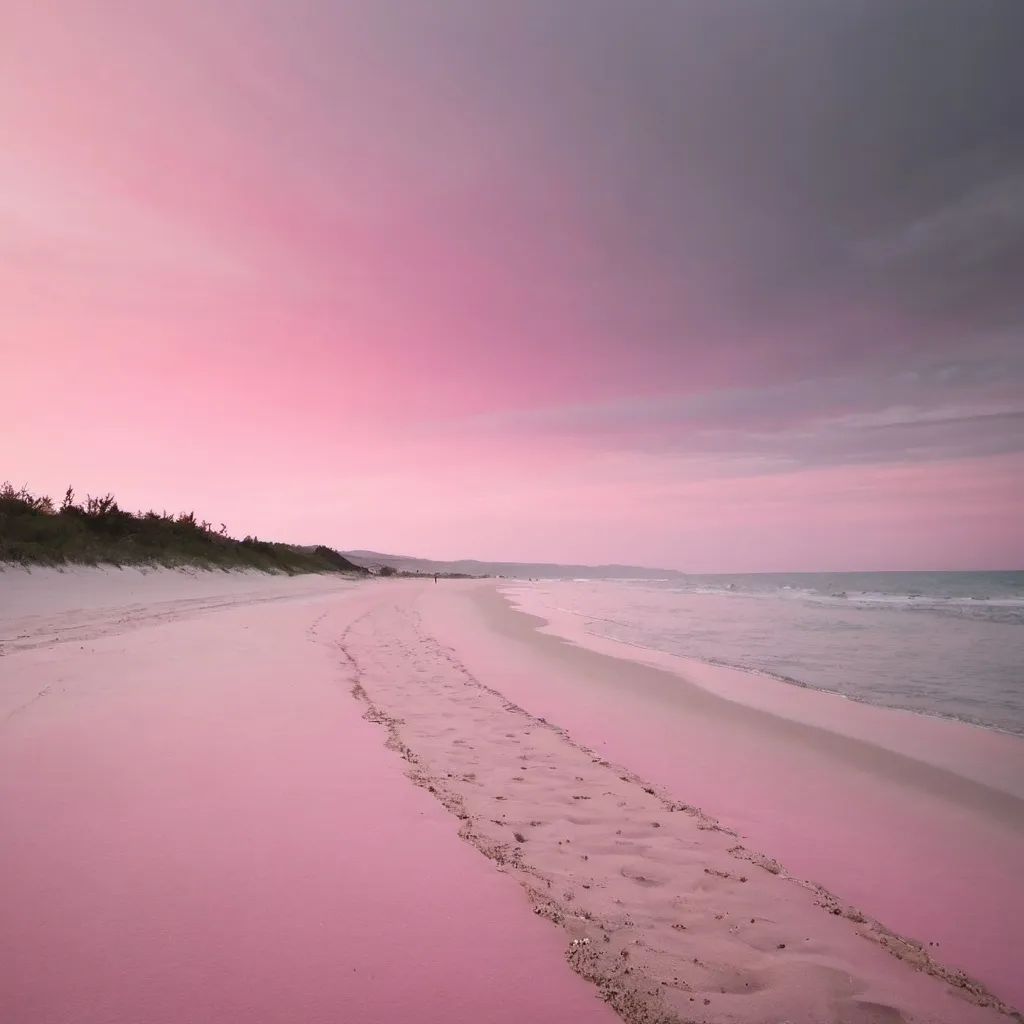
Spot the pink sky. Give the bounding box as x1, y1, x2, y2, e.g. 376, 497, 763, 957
2, 2, 1022, 571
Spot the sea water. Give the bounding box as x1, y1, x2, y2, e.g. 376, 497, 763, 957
517, 571, 1024, 736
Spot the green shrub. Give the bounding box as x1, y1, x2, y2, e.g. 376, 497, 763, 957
0, 482, 368, 575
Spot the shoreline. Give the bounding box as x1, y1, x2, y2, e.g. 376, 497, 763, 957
497, 584, 1024, 804
503, 577, 1024, 741
537, 607, 1024, 740
424, 582, 1024, 1009
344, 591, 1015, 1022
3, 569, 1021, 1022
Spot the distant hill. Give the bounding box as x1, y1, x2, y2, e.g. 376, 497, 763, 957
343, 549, 684, 580
1, 483, 368, 576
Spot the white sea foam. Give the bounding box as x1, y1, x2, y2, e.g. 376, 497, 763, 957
510, 571, 1024, 735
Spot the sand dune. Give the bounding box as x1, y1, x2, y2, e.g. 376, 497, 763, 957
1, 569, 1019, 1023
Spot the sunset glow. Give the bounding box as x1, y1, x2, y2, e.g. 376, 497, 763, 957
4, 2, 1022, 570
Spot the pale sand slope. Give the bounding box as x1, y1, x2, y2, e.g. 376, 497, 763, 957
0, 568, 618, 1024
1, 572, 1019, 1024
423, 582, 1024, 1012
0, 564, 358, 656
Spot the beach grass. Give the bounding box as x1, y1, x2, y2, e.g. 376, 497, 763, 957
0, 483, 366, 575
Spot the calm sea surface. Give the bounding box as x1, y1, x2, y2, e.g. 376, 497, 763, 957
520, 571, 1024, 736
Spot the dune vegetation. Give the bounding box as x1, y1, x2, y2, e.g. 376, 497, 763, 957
0, 483, 366, 575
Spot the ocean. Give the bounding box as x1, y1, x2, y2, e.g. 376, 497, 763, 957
516, 571, 1024, 736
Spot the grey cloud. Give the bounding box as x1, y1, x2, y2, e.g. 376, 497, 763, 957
689, 409, 1024, 472
203, 0, 1024, 372
469, 349, 1024, 470
198, 2, 1024, 475
854, 174, 1024, 325
479, 350, 1024, 429
612, 403, 1024, 474
385, 0, 1024, 341
124, 2, 1024, 395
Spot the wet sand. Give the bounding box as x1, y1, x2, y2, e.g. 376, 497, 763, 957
2, 569, 1021, 1023
429, 582, 1024, 1012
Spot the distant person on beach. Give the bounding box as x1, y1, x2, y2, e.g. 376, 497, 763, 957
434, 573, 438, 583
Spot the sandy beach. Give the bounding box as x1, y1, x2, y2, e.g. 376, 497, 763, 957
2, 569, 1022, 1024
454, 584, 1024, 1008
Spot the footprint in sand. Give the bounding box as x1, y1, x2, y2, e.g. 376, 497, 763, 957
620, 868, 666, 888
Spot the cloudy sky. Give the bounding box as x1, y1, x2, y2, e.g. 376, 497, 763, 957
3, 1, 1022, 570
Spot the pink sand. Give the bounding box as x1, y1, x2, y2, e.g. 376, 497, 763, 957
3, 568, 1021, 1023
425, 582, 1024, 1011
337, 582, 1014, 1022
0, 569, 616, 1024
